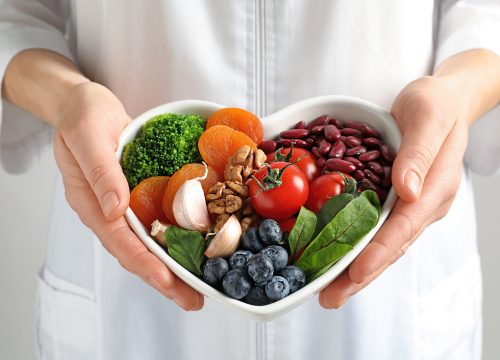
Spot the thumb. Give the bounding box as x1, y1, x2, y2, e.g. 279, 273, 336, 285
65, 130, 130, 221
391, 111, 452, 202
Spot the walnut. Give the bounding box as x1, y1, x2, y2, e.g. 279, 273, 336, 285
225, 194, 243, 213
254, 149, 267, 168
226, 181, 249, 197
206, 181, 244, 215
224, 145, 266, 183
233, 145, 252, 164
240, 217, 253, 233
214, 213, 230, 232
224, 164, 244, 183
207, 199, 226, 214
240, 215, 260, 233
205, 182, 225, 201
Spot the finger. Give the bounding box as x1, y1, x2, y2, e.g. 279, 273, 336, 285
99, 221, 204, 311
350, 122, 467, 284
62, 121, 130, 221
320, 123, 466, 308
319, 268, 380, 309
56, 136, 203, 310
391, 99, 455, 201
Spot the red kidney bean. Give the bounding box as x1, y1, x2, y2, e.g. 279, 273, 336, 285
329, 118, 343, 129
361, 124, 381, 138
346, 136, 362, 148
358, 178, 379, 192
344, 156, 364, 169
280, 128, 310, 139
325, 158, 356, 173
306, 115, 330, 130
318, 139, 332, 155
294, 120, 306, 129
382, 166, 392, 188
345, 146, 367, 157
317, 158, 327, 168
366, 161, 384, 175
329, 140, 347, 158
338, 136, 347, 143
343, 121, 365, 131
311, 146, 321, 158
324, 125, 341, 142
340, 128, 363, 138
377, 189, 388, 203
277, 139, 310, 148
305, 138, 315, 146
311, 125, 326, 134
258, 140, 277, 154
363, 137, 383, 148
364, 169, 382, 185
380, 144, 395, 163
353, 170, 366, 181
358, 150, 381, 162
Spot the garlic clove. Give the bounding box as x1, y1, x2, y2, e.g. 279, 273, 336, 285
151, 220, 170, 247
172, 164, 211, 232
205, 215, 242, 258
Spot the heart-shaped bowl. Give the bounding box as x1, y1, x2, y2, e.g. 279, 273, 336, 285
116, 95, 401, 322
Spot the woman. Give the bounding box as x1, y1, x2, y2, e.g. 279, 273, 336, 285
1, 1, 499, 359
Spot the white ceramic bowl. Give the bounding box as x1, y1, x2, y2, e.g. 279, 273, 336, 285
116, 95, 401, 322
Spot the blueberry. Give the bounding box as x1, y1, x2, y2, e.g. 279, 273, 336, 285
260, 245, 289, 272
259, 219, 283, 245
247, 253, 274, 284
228, 250, 254, 270
243, 286, 272, 306
202, 257, 229, 286
265, 276, 291, 301
278, 265, 306, 293
222, 269, 252, 299
241, 227, 265, 252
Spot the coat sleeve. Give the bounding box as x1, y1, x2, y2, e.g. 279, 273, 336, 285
435, 0, 500, 175
0, 0, 74, 174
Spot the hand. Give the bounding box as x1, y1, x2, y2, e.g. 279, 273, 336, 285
53, 82, 204, 310
319, 76, 469, 308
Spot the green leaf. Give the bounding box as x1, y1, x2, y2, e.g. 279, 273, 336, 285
298, 242, 353, 280
294, 191, 381, 279
164, 226, 206, 276
314, 193, 354, 236
288, 207, 317, 260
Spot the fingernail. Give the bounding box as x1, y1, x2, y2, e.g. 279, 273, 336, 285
102, 191, 119, 217
404, 170, 420, 197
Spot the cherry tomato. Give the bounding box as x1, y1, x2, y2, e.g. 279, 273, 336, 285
266, 147, 319, 182
249, 162, 309, 220
278, 217, 297, 233
305, 173, 347, 213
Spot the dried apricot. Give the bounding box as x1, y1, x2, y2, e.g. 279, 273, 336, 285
207, 108, 263, 144
130, 176, 170, 228
163, 163, 222, 225
198, 125, 257, 175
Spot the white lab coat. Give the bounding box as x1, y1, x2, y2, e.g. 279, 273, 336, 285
1, 1, 500, 359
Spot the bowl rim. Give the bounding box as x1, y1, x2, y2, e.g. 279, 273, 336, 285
117, 95, 401, 321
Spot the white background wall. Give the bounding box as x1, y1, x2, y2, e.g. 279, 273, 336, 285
1, 149, 499, 359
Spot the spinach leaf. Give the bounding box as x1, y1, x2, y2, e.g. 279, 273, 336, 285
314, 193, 354, 236
288, 207, 317, 261
298, 242, 353, 280
164, 226, 205, 276
294, 191, 381, 280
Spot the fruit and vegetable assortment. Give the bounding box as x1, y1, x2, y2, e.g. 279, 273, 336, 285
121, 107, 393, 306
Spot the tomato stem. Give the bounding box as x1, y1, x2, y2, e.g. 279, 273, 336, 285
252, 162, 296, 191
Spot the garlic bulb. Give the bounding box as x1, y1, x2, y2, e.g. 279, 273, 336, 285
205, 215, 242, 258
172, 163, 211, 232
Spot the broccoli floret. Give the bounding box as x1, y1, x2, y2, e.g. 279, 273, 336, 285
120, 113, 205, 189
